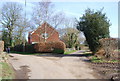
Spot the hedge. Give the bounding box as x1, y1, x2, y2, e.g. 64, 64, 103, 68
13, 44, 35, 53
12, 41, 66, 54
25, 44, 35, 53
34, 41, 66, 54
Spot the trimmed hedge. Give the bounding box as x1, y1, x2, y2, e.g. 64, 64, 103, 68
34, 41, 66, 54
13, 44, 35, 53
14, 44, 23, 52
12, 41, 66, 54
25, 44, 35, 53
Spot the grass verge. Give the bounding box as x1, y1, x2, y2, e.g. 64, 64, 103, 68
90, 56, 120, 63
64, 50, 77, 54
0, 62, 15, 79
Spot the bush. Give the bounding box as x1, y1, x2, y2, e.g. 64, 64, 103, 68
14, 44, 23, 52
25, 44, 35, 53
9, 46, 14, 51
95, 48, 105, 58
99, 38, 118, 60
34, 42, 52, 53
34, 41, 66, 54
12, 41, 66, 54
52, 48, 64, 54
13, 44, 35, 53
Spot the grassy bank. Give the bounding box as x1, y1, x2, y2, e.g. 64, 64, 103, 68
0, 62, 15, 79
64, 50, 77, 54
90, 56, 120, 63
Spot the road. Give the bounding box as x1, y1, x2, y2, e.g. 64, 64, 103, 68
8, 51, 97, 79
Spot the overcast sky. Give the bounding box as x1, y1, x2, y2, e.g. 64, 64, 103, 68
0, 0, 119, 38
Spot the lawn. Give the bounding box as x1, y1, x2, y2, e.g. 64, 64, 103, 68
0, 62, 15, 79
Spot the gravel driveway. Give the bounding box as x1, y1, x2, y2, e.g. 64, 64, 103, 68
8, 53, 98, 79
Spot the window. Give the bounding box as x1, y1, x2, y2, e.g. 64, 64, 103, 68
42, 33, 48, 39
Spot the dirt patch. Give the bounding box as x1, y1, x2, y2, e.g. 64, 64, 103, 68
15, 65, 31, 79
89, 62, 120, 80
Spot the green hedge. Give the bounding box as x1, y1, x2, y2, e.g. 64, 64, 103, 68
52, 48, 64, 54
12, 44, 35, 53
25, 44, 35, 53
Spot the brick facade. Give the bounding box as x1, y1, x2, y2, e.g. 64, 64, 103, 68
28, 22, 60, 44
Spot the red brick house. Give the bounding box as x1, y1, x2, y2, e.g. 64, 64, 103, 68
28, 22, 60, 44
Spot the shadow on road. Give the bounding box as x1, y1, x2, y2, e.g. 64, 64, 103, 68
35, 53, 93, 58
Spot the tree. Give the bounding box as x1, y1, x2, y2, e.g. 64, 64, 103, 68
32, 0, 65, 42
57, 17, 85, 49
77, 8, 110, 53
0, 2, 23, 46
13, 18, 30, 45
59, 27, 81, 49
32, 1, 54, 26
1, 29, 10, 47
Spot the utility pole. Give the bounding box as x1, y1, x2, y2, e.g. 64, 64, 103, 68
23, 0, 26, 52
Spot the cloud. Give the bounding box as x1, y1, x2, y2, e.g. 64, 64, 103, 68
63, 10, 82, 19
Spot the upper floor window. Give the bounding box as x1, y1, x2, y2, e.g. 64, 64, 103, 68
42, 33, 48, 39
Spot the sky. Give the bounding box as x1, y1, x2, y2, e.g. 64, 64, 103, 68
0, 0, 119, 38
53, 2, 118, 38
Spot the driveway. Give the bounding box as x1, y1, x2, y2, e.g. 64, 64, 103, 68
8, 51, 98, 79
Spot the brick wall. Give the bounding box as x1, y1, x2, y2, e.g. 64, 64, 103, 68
28, 22, 60, 43
0, 41, 4, 52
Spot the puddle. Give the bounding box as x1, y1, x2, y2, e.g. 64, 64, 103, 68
15, 65, 31, 79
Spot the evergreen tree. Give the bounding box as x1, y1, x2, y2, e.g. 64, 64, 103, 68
77, 8, 110, 53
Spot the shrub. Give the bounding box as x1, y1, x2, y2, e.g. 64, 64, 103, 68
95, 48, 105, 58
34, 42, 52, 53
14, 44, 23, 52
13, 44, 35, 53
99, 38, 118, 60
34, 41, 66, 54
9, 46, 14, 51
25, 44, 35, 53
52, 48, 64, 54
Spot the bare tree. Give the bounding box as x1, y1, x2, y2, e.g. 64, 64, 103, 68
60, 27, 80, 48
32, 1, 54, 26
57, 17, 86, 49
32, 0, 65, 42
13, 18, 30, 45
0, 2, 23, 46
